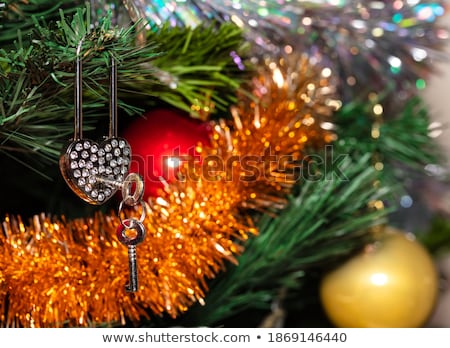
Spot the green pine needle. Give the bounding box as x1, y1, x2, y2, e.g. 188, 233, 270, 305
335, 97, 440, 169
0, 0, 82, 46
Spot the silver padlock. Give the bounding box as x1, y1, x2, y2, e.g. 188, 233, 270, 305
59, 41, 131, 205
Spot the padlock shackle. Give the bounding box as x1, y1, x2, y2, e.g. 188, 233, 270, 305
74, 40, 84, 140
109, 56, 118, 138
73, 40, 118, 140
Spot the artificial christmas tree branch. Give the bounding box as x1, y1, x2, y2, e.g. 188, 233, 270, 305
141, 22, 249, 116
334, 96, 441, 188
0, 0, 82, 46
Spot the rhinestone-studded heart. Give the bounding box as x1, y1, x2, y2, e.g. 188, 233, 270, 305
60, 137, 131, 205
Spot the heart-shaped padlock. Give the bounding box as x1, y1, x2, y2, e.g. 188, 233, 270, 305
60, 137, 131, 204
60, 49, 131, 205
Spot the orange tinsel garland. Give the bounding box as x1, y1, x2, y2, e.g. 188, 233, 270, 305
0, 54, 339, 327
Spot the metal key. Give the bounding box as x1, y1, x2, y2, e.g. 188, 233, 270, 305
116, 218, 146, 292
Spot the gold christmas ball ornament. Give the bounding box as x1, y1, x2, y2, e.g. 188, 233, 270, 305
320, 227, 439, 328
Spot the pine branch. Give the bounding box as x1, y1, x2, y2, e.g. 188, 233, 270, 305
335, 97, 439, 166
144, 23, 249, 115
180, 152, 392, 327
334, 96, 441, 188
0, 0, 82, 46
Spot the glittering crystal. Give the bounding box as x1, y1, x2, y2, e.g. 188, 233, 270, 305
90, 154, 98, 162
111, 139, 118, 148
117, 157, 123, 165
75, 143, 83, 151
91, 190, 98, 198
99, 166, 106, 174
123, 158, 130, 165
90, 167, 98, 175
81, 150, 89, 159
105, 188, 112, 196
91, 144, 98, 153
85, 184, 92, 192
98, 148, 105, 156
98, 157, 105, 165
78, 177, 86, 186
78, 159, 86, 168
106, 153, 113, 161
70, 151, 78, 160
105, 144, 112, 152
83, 141, 90, 149
110, 159, 117, 168
119, 139, 126, 148
113, 167, 120, 175
121, 166, 127, 174
70, 161, 78, 169
82, 169, 89, 177
98, 193, 105, 202
86, 161, 93, 169
88, 176, 97, 184
73, 169, 81, 178
105, 167, 113, 175
123, 148, 130, 156
114, 148, 121, 156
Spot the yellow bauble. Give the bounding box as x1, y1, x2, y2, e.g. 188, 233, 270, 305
320, 227, 438, 328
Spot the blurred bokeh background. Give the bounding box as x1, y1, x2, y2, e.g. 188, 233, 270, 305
423, 15, 450, 165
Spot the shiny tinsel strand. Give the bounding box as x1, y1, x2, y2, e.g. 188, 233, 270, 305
124, 0, 448, 101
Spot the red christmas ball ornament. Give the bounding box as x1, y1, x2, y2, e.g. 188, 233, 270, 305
121, 108, 212, 199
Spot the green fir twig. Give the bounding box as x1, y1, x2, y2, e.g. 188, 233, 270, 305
144, 23, 249, 115
334, 96, 441, 189
0, 0, 82, 46
335, 97, 440, 166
